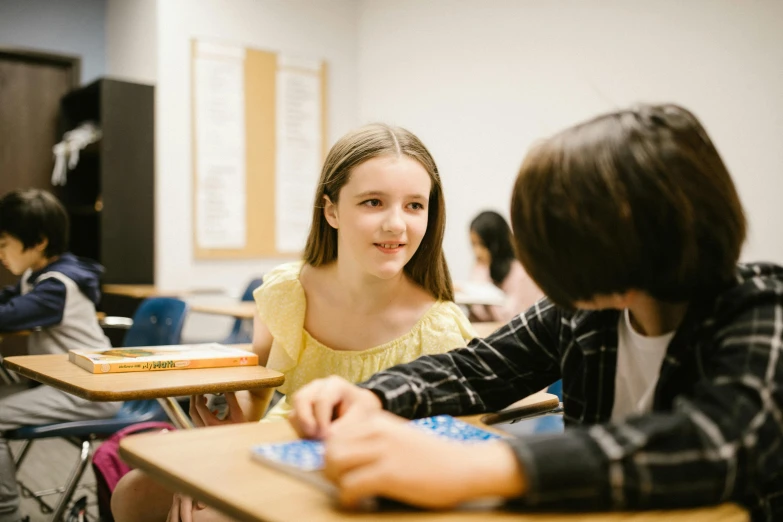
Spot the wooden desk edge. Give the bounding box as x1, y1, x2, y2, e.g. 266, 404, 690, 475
106, 376, 287, 401
120, 442, 262, 522
3, 357, 285, 401
4, 358, 90, 399
119, 423, 751, 522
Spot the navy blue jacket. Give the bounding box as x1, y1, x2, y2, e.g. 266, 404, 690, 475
0, 253, 104, 332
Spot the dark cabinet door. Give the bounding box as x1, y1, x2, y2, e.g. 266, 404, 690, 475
0, 49, 79, 289
0, 49, 79, 354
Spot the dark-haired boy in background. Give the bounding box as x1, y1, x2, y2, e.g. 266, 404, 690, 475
0, 189, 119, 522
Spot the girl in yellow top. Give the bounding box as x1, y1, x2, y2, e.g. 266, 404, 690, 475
255, 260, 474, 422
112, 123, 475, 522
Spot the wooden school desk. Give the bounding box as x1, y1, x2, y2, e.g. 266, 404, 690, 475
0, 329, 30, 384
191, 301, 257, 320
119, 410, 749, 522
3, 346, 284, 429
101, 285, 224, 299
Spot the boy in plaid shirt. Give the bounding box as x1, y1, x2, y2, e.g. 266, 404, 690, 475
288, 104, 783, 521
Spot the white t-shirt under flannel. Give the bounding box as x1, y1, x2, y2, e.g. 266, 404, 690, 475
611, 308, 675, 421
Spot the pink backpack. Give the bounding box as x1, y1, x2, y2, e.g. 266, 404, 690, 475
91, 421, 175, 521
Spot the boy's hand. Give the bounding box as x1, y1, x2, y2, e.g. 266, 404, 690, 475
288, 376, 382, 439
324, 411, 527, 509
189, 392, 245, 427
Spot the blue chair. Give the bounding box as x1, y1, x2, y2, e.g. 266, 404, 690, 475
5, 297, 189, 521
547, 379, 563, 401
222, 277, 263, 345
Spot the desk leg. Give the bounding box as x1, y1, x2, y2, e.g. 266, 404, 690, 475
157, 397, 194, 429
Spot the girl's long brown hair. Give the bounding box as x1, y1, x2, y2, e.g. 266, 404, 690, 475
303, 123, 453, 301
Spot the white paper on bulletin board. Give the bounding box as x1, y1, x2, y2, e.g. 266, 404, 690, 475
194, 41, 247, 249
275, 56, 323, 253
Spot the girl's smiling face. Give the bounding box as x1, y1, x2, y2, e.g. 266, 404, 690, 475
324, 155, 431, 280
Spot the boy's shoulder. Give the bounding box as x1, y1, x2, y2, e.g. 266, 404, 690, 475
710, 262, 783, 322
734, 262, 783, 289
30, 253, 105, 305
32, 253, 104, 283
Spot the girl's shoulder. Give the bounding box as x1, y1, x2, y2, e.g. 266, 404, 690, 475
417, 300, 477, 342
253, 261, 304, 296
253, 261, 306, 317
253, 262, 307, 344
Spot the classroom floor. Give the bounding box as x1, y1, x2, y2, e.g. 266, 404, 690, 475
10, 438, 100, 522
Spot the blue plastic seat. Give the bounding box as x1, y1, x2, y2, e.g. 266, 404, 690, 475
222, 277, 263, 345
5, 296, 189, 521
547, 379, 563, 401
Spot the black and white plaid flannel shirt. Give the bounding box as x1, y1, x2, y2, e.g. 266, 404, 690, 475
360, 263, 783, 521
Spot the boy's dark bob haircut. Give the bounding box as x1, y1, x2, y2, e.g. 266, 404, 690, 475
0, 189, 69, 258
510, 103, 746, 308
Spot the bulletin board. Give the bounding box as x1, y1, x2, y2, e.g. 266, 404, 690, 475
191, 40, 328, 259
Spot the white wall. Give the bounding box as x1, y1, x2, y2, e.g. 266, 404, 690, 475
154, 0, 360, 293
106, 0, 157, 84
0, 0, 106, 83
357, 0, 783, 280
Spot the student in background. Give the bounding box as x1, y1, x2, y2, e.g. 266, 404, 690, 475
0, 189, 119, 522
288, 104, 783, 521
468, 210, 542, 322
112, 123, 476, 522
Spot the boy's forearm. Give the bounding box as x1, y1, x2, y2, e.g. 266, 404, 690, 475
0, 283, 20, 304
504, 430, 612, 510
502, 410, 755, 512
466, 441, 527, 501
0, 279, 66, 331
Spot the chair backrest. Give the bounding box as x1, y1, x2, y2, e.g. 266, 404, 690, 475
240, 277, 264, 302
122, 297, 189, 348
226, 277, 263, 343
116, 297, 190, 419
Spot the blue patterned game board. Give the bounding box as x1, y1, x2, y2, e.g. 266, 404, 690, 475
250, 415, 501, 472
252, 438, 325, 472
410, 415, 502, 442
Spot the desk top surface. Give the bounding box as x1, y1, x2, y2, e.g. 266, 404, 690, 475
191, 301, 257, 319
3, 347, 284, 401
101, 285, 224, 299
119, 416, 748, 522
0, 330, 31, 339
102, 285, 179, 299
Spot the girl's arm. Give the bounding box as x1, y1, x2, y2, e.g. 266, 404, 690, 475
191, 315, 275, 425
234, 315, 275, 422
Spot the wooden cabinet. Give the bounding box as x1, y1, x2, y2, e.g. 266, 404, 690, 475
56, 78, 155, 284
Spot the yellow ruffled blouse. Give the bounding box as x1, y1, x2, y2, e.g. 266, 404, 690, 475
254, 261, 476, 421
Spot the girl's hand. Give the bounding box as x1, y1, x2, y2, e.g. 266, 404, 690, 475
288, 376, 382, 439
189, 392, 246, 427
324, 411, 527, 509
166, 493, 205, 522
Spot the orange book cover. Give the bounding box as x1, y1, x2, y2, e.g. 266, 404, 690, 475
68, 343, 258, 374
